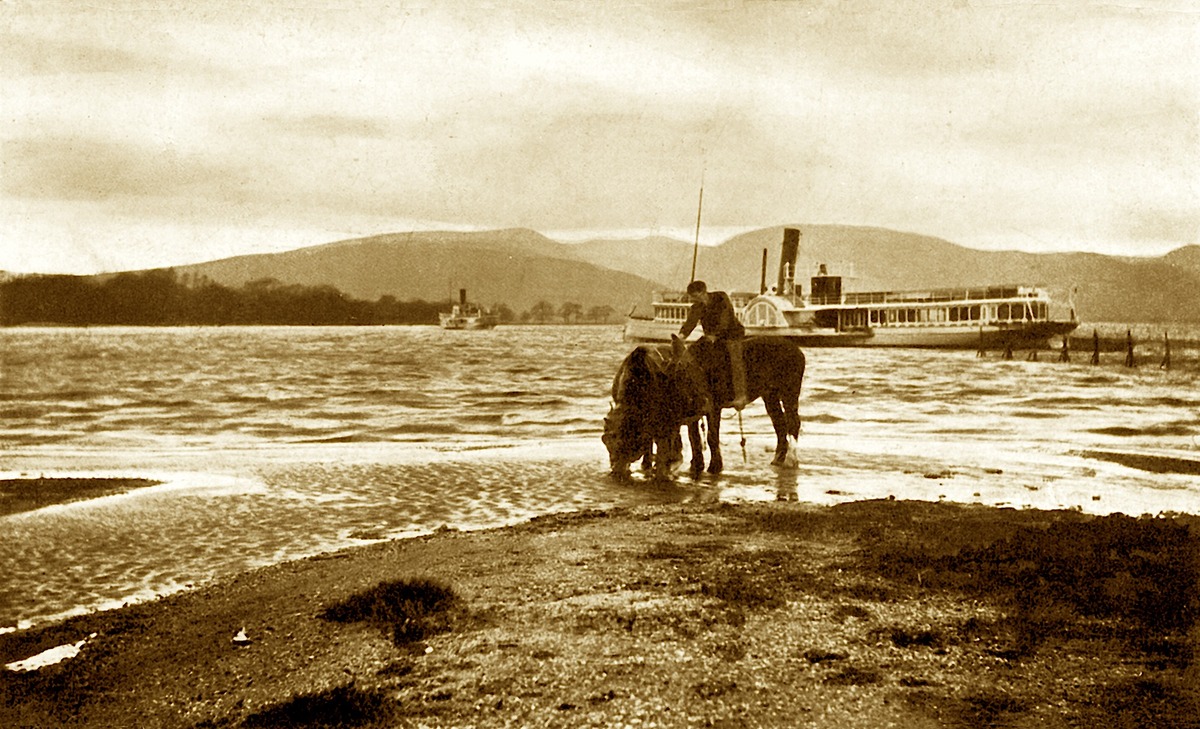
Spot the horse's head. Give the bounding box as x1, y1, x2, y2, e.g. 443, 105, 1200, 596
602, 402, 648, 476
603, 346, 663, 475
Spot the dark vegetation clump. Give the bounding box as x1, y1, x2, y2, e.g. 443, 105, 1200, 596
1077, 678, 1200, 729
695, 548, 808, 610
700, 573, 784, 610
320, 578, 459, 645
644, 540, 723, 561
949, 691, 1032, 727
862, 512, 1200, 641
879, 626, 944, 650
240, 682, 394, 729
643, 539, 811, 611
823, 665, 883, 686
736, 507, 827, 539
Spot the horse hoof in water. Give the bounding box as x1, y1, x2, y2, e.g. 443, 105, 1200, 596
772, 437, 801, 469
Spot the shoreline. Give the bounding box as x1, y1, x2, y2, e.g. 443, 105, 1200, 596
2, 498, 1197, 727
6, 452, 1200, 635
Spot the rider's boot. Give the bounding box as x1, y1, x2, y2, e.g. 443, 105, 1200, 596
727, 339, 750, 410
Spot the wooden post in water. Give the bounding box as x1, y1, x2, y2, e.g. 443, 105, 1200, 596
1091, 329, 1100, 365
1124, 329, 1136, 368
1161, 331, 1171, 370
1059, 336, 1070, 363
1003, 340, 1014, 360
689, 180, 704, 283
976, 326, 985, 358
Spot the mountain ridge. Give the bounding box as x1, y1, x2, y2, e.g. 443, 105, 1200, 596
164, 231, 656, 313
10, 228, 1197, 323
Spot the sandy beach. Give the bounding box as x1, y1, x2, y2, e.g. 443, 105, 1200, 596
2, 495, 1197, 728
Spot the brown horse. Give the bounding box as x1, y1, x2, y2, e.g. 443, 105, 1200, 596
603, 337, 804, 477
672, 336, 804, 473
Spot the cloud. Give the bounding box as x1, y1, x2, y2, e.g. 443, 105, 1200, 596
1121, 208, 1200, 246
2, 134, 241, 203
264, 114, 393, 140
0, 32, 154, 76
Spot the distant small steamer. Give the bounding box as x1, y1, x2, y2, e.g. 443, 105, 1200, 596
440, 289, 498, 330
625, 228, 1079, 349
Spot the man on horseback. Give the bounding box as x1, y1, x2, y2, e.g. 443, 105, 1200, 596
678, 280, 749, 410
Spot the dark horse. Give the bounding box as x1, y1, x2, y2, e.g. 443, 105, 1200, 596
602, 343, 707, 479
603, 336, 804, 477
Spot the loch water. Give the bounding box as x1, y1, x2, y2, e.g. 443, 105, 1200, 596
2, 324, 1199, 630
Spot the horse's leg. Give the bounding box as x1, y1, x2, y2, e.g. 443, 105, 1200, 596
666, 430, 684, 471
763, 395, 788, 465
786, 391, 801, 439
650, 431, 681, 480
687, 420, 705, 476
706, 408, 723, 474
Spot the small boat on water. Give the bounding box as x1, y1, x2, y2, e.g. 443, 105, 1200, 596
624, 228, 1079, 349
439, 289, 498, 330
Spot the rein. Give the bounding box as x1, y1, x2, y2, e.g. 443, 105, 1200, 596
738, 410, 747, 463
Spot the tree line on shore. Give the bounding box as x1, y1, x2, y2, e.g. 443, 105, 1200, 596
0, 270, 619, 326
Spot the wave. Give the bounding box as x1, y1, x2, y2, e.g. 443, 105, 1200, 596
380, 423, 466, 435
300, 433, 403, 444
1015, 396, 1106, 409
1011, 410, 1067, 420
804, 413, 844, 424
1080, 450, 1200, 476
1088, 423, 1198, 438
0, 406, 45, 419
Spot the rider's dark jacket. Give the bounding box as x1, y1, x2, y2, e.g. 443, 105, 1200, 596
679, 291, 745, 341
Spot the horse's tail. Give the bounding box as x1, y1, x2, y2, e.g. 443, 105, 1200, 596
785, 348, 805, 437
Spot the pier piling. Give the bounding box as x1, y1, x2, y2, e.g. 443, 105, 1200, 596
1124, 329, 1136, 368
1161, 332, 1171, 370
1091, 330, 1100, 365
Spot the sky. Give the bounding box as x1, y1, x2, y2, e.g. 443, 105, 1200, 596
2, 0, 1197, 274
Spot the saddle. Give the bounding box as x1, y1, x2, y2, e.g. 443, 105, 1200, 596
688, 339, 734, 403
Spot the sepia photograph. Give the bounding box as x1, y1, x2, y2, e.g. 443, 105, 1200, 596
2, 1, 1197, 726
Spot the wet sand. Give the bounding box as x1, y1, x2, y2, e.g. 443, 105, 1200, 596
0, 477, 161, 517
2, 498, 1197, 727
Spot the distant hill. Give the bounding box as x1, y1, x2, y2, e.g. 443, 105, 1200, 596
1163, 244, 1200, 279
42, 225, 1198, 324
170, 229, 659, 313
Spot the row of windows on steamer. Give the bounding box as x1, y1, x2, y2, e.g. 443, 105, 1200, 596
866, 301, 1050, 326
659, 300, 1049, 327
741, 300, 1050, 328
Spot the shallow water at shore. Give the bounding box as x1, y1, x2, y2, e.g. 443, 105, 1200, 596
2, 324, 1198, 629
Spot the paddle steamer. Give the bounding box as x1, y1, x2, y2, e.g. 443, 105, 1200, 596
439, 289, 498, 330
624, 228, 1079, 349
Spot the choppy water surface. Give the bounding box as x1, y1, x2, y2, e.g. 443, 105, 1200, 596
2, 324, 1198, 629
